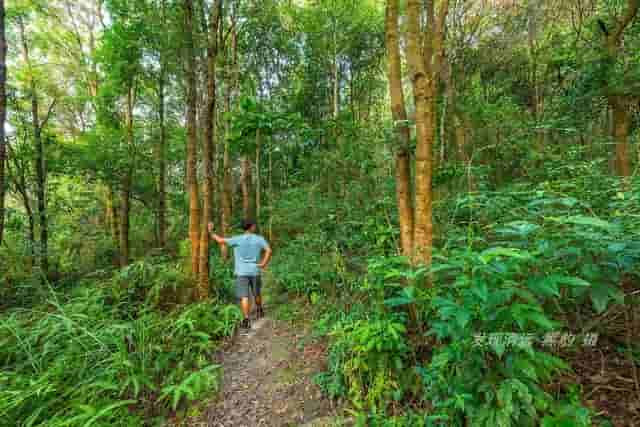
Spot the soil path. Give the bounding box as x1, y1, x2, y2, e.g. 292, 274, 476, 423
193, 310, 342, 427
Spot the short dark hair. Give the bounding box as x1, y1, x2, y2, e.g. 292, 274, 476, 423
241, 219, 256, 231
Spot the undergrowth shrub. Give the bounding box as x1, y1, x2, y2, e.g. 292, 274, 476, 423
330, 317, 410, 412
271, 234, 337, 298
313, 173, 639, 425
421, 248, 591, 426
0, 259, 241, 427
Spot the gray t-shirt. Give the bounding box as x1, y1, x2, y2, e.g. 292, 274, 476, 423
225, 233, 269, 277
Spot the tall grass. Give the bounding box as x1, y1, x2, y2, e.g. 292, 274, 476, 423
0, 258, 242, 427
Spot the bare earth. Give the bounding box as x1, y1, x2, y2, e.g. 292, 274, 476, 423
188, 313, 343, 427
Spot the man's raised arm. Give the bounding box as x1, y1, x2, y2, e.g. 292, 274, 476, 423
208, 222, 226, 245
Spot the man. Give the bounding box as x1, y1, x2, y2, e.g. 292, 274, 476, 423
208, 219, 272, 330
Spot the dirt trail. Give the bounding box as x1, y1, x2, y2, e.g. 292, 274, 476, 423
192, 311, 342, 427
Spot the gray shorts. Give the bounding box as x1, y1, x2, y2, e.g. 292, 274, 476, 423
235, 276, 262, 299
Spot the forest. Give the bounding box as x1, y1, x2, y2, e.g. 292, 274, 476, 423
0, 0, 639, 426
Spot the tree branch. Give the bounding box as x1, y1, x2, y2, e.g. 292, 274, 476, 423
612, 0, 639, 43
40, 98, 57, 130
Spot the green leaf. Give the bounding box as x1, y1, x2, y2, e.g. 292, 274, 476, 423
471, 280, 489, 302
590, 283, 624, 314
556, 276, 591, 288
564, 215, 613, 230
83, 400, 136, 427
495, 221, 541, 237
480, 247, 531, 264
527, 277, 560, 298
383, 296, 414, 307
455, 309, 472, 329
527, 312, 555, 330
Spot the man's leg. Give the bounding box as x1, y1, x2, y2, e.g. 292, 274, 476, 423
235, 277, 251, 328
240, 297, 251, 319
253, 276, 264, 318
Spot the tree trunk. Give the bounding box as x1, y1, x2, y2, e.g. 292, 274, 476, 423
605, 0, 638, 177
527, 0, 545, 153
221, 112, 232, 259
34, 124, 48, 277
19, 17, 49, 277
157, 70, 167, 248
241, 157, 251, 219
119, 179, 130, 267
221, 24, 237, 258
611, 97, 631, 177
13, 167, 34, 266
156, 0, 167, 249
185, 0, 201, 278
106, 185, 120, 245
19, 181, 36, 270
221, 133, 232, 253
255, 128, 261, 223
333, 57, 339, 119
406, 0, 449, 266
439, 93, 447, 167
0, 0, 6, 245
385, 0, 414, 258
198, 0, 222, 299
268, 142, 273, 241
26, 203, 35, 266
119, 85, 134, 268
454, 113, 466, 162
406, 1, 431, 266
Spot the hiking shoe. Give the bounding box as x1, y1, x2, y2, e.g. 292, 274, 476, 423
256, 306, 264, 319
240, 318, 251, 330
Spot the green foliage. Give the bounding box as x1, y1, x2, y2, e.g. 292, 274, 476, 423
110, 256, 187, 309
0, 259, 239, 427
330, 318, 410, 413
420, 247, 582, 426
307, 171, 640, 424
3, 0, 639, 425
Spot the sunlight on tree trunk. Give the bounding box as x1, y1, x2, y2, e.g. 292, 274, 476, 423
385, 0, 414, 258
221, 23, 238, 259
198, 0, 222, 299
185, 0, 201, 279
405, 0, 449, 267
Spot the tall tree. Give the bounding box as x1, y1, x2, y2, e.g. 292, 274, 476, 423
198, 0, 223, 298
240, 156, 251, 219
0, 0, 6, 245
221, 21, 238, 257
156, 0, 168, 249
6, 140, 35, 264
97, 0, 145, 267
119, 83, 135, 267
18, 16, 56, 278
385, 0, 414, 258
255, 127, 261, 222
604, 0, 639, 177
184, 0, 201, 278
105, 185, 120, 245
405, 0, 449, 266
